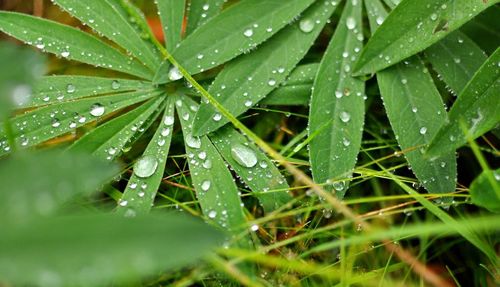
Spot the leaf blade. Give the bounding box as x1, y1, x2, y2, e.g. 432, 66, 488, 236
185, 0, 225, 36
157, 0, 186, 52
308, 0, 365, 198
0, 11, 153, 79
353, 0, 498, 75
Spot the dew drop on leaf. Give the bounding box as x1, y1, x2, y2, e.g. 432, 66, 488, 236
66, 84, 76, 93
231, 144, 257, 168
299, 18, 315, 33
243, 28, 254, 37
89, 103, 105, 117
201, 180, 211, 191
346, 17, 356, 30
134, 155, 159, 178
168, 66, 183, 81
111, 80, 121, 90
339, 111, 351, 123
164, 115, 175, 126
186, 133, 202, 149
419, 127, 427, 135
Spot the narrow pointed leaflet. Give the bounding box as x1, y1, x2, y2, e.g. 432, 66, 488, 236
156, 0, 186, 52
308, 0, 365, 198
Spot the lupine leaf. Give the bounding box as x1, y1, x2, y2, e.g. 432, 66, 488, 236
186, 0, 225, 36
27, 76, 152, 108
426, 48, 500, 156
353, 0, 499, 75
0, 150, 118, 219
425, 31, 487, 95
0, 213, 223, 286
262, 63, 318, 106
0, 90, 160, 156
192, 0, 338, 136
0, 12, 153, 79
308, 0, 365, 198
117, 97, 176, 215
210, 126, 292, 213
176, 96, 248, 236
155, 0, 316, 84
157, 0, 186, 52
366, 0, 457, 196
53, 0, 162, 71
470, 168, 500, 213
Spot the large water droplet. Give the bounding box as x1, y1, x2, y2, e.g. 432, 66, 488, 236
168, 66, 183, 81
339, 111, 351, 123
231, 144, 257, 168
419, 127, 427, 135
90, 103, 105, 117
201, 180, 211, 191
299, 18, 315, 33
346, 17, 356, 30
111, 80, 121, 90
66, 84, 76, 93
186, 133, 201, 149
134, 155, 158, 178
243, 28, 254, 37
164, 115, 174, 126
208, 210, 217, 218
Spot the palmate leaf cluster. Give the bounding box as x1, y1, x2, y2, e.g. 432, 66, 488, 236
0, 0, 499, 285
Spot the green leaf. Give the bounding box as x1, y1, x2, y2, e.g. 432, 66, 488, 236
117, 97, 176, 215
425, 31, 487, 95
27, 76, 152, 108
157, 0, 186, 52
353, 0, 499, 75
210, 126, 292, 213
80, 98, 164, 161
0, 150, 119, 219
0, 43, 45, 118
470, 169, 500, 213
155, 0, 316, 84
0, 12, 153, 79
366, 0, 457, 196
53, 0, 162, 71
0, 213, 224, 286
262, 63, 318, 106
426, 48, 500, 156
192, 0, 338, 136
308, 0, 365, 198
176, 96, 248, 235
0, 90, 160, 156
186, 0, 224, 36
461, 5, 500, 55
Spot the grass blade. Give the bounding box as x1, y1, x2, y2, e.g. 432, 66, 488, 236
262, 63, 318, 106
0, 90, 160, 156
353, 0, 499, 75
192, 0, 338, 136
53, 0, 162, 71
308, 0, 365, 198
176, 96, 249, 236
185, 0, 225, 36
0, 12, 153, 79
210, 126, 292, 213
27, 76, 152, 108
425, 31, 487, 95
157, 0, 186, 52
426, 48, 500, 156
0, 150, 118, 219
117, 98, 176, 215
155, 0, 316, 84
366, 0, 457, 196
0, 213, 223, 286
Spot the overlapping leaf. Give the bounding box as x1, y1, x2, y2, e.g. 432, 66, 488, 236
192, 0, 338, 136
0, 12, 153, 79
185, 0, 225, 36
354, 0, 499, 75
117, 98, 176, 215
308, 0, 365, 198
211, 126, 291, 213
0, 90, 160, 156
427, 48, 500, 156
53, 0, 162, 71
157, 0, 186, 52
155, 0, 316, 84
470, 168, 500, 213
366, 0, 457, 196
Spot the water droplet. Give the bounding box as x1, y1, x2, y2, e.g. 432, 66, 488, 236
342, 138, 351, 147
164, 115, 174, 126
268, 79, 276, 86
335, 90, 343, 99
213, 113, 222, 121
108, 147, 117, 155
376, 16, 384, 25
168, 66, 183, 81
259, 161, 268, 169
111, 80, 120, 90
346, 17, 356, 30
339, 111, 351, 123
186, 133, 201, 149
401, 78, 408, 84
61, 51, 70, 58
208, 210, 217, 218
119, 200, 128, 207
231, 144, 257, 168
419, 127, 427, 135
243, 28, 253, 37
412, 107, 418, 113
430, 13, 438, 21
161, 127, 171, 137
250, 224, 259, 232
66, 84, 76, 93
90, 103, 105, 117
201, 180, 211, 191
182, 113, 190, 121
202, 159, 212, 169
134, 155, 158, 178
244, 100, 253, 107
299, 18, 315, 33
